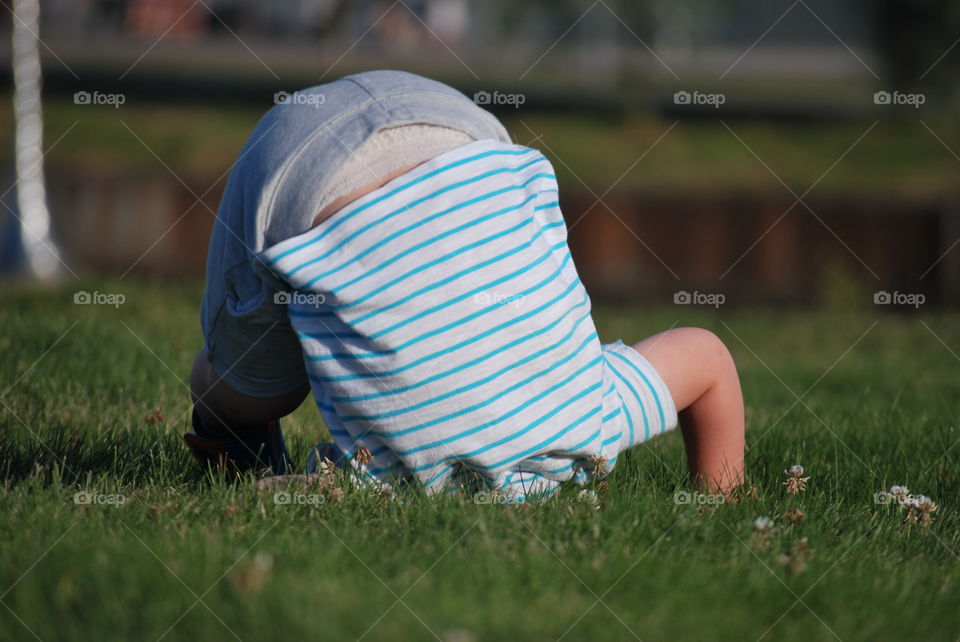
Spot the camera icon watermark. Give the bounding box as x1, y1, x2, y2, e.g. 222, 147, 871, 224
673, 290, 725, 308
674, 490, 725, 506
273, 290, 325, 307
873, 490, 896, 505
873, 90, 925, 109
673, 90, 725, 109
74, 90, 126, 108
473, 90, 525, 109
74, 491, 126, 507
873, 290, 925, 309
875, 486, 918, 505
74, 290, 125, 308
274, 90, 326, 107
274, 491, 325, 506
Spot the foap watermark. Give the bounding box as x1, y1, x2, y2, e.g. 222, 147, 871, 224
874, 488, 921, 505
473, 290, 525, 307
274, 491, 325, 506
273, 290, 325, 307
74, 290, 125, 308
473, 90, 525, 109
674, 490, 725, 506
274, 90, 326, 107
873, 90, 925, 109
674, 290, 725, 308
74, 90, 125, 108
74, 491, 126, 507
874, 290, 925, 309
674, 90, 725, 109
473, 490, 522, 505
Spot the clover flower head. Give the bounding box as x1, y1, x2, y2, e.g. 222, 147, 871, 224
888, 485, 910, 501
578, 489, 600, 509
783, 464, 811, 494
753, 516, 775, 533
901, 494, 937, 525
783, 507, 805, 524
353, 446, 373, 467
315, 457, 336, 477
588, 454, 610, 472
779, 537, 815, 574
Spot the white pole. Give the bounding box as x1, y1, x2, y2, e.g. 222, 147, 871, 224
11, 0, 61, 279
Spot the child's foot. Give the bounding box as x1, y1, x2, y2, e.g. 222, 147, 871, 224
183, 407, 292, 475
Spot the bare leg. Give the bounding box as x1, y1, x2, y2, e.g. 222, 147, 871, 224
631, 328, 745, 493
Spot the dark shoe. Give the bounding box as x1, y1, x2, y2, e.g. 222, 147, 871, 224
183, 407, 291, 475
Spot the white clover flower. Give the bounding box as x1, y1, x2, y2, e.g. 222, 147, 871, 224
901, 494, 938, 525
753, 516, 774, 532
578, 489, 600, 509
315, 458, 336, 477
783, 465, 811, 494
888, 485, 910, 501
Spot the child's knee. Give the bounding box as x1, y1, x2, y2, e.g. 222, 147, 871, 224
630, 327, 737, 410
679, 327, 735, 374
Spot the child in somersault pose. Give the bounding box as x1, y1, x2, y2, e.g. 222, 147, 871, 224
185, 70, 745, 500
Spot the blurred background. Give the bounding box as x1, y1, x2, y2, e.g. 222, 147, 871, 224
1, 0, 958, 306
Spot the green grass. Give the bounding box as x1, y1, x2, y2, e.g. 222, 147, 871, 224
1, 278, 959, 641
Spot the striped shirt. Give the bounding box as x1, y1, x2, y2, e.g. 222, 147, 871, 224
262, 140, 677, 499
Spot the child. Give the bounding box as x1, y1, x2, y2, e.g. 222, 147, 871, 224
185, 70, 745, 499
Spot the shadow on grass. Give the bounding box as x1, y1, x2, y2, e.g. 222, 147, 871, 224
0, 422, 216, 488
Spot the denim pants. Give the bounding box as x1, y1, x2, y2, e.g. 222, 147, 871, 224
200, 70, 510, 397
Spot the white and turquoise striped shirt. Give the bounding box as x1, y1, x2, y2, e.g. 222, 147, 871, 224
262, 139, 677, 499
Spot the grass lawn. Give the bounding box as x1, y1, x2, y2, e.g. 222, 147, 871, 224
1, 278, 958, 641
